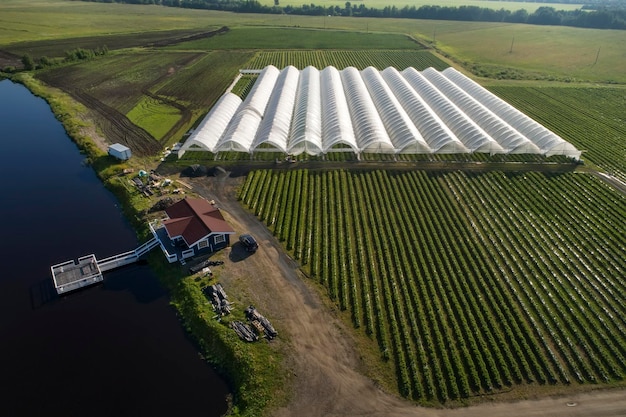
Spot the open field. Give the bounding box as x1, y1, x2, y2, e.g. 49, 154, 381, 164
0, 0, 219, 45
239, 168, 626, 403
423, 23, 626, 83
2, 29, 217, 60
166, 27, 421, 50
2, 2, 625, 83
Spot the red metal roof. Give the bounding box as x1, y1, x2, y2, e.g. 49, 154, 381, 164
163, 198, 234, 247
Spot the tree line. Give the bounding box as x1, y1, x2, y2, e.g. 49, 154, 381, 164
83, 0, 626, 30
13, 46, 109, 73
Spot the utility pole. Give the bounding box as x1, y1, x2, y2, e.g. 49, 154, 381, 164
433, 26, 436, 44
509, 37, 514, 54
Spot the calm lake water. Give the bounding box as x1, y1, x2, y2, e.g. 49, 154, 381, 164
0, 80, 229, 417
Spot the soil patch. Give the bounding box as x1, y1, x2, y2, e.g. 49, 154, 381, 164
0, 50, 21, 69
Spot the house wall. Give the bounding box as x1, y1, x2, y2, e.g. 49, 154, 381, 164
210, 233, 230, 251
192, 234, 230, 254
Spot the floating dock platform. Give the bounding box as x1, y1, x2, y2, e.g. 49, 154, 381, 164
51, 255, 103, 295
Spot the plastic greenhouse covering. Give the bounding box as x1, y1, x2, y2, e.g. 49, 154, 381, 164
320, 66, 358, 153
441, 67, 582, 159
179, 66, 581, 159
289, 66, 323, 155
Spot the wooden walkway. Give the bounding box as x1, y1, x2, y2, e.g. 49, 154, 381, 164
51, 237, 160, 295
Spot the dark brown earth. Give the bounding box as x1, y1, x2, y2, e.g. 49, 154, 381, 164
179, 167, 626, 417
0, 50, 21, 69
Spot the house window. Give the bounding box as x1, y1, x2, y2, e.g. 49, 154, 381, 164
198, 239, 209, 249
214, 234, 226, 244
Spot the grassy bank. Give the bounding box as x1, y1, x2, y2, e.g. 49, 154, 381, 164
11, 73, 287, 417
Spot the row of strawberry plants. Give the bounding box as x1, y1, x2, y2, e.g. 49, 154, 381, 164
383, 171, 471, 398
410, 171, 519, 388
460, 172, 625, 382
501, 173, 625, 370
237, 169, 258, 203
351, 174, 391, 359
451, 172, 586, 382
237, 169, 625, 402
370, 171, 435, 398
403, 171, 500, 394
257, 171, 278, 223
361, 171, 419, 398
293, 170, 310, 259
485, 174, 613, 381
522, 175, 625, 317
442, 172, 566, 384
245, 50, 448, 71
480, 175, 594, 381
518, 174, 626, 368
391, 173, 469, 398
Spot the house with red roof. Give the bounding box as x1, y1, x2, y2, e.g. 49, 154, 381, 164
150, 197, 235, 263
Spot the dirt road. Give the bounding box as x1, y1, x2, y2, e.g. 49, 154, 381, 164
186, 170, 626, 417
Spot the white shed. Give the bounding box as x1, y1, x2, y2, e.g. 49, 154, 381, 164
108, 143, 132, 160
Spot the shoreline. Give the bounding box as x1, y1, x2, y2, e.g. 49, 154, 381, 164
7, 73, 287, 417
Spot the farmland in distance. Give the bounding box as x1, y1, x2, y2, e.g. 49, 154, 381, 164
244, 50, 447, 70
239, 169, 626, 403
37, 50, 254, 151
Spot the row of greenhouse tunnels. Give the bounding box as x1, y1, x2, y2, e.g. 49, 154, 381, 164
178, 66, 581, 161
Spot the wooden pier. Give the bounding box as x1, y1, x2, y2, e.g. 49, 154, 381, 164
51, 237, 160, 295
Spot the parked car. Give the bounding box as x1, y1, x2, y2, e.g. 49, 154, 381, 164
239, 234, 258, 252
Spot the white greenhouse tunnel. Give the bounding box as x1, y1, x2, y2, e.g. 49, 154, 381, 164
178, 66, 582, 160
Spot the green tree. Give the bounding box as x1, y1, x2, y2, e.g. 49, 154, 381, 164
39, 56, 53, 67
21, 54, 35, 71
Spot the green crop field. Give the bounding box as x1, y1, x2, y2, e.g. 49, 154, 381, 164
126, 96, 182, 141
36, 49, 253, 150
240, 169, 626, 402
2, 29, 214, 60
488, 86, 626, 182
245, 49, 447, 70
166, 27, 420, 50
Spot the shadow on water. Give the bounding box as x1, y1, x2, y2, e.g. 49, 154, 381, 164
30, 261, 165, 310
101, 262, 166, 303
29, 278, 57, 310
